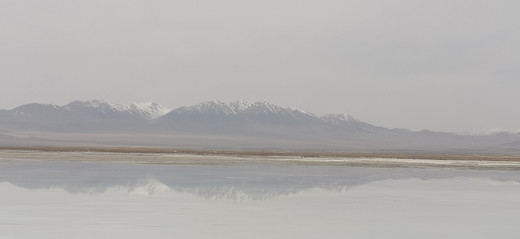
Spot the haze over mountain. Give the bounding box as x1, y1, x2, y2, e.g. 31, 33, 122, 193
1, 100, 519, 154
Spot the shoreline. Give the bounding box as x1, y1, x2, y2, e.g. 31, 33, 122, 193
1, 146, 520, 170
2, 146, 520, 160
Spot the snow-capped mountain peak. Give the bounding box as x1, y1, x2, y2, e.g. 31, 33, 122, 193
125, 102, 172, 119
173, 101, 315, 118
63, 100, 171, 119
173, 100, 255, 115
192, 100, 254, 115
321, 113, 360, 124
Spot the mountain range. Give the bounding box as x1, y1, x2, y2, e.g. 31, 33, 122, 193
1, 100, 519, 153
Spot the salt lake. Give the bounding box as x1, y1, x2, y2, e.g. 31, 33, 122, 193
1, 156, 519, 238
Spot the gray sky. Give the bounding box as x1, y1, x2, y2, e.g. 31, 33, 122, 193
1, 0, 519, 132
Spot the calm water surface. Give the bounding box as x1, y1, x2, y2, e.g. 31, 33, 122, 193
1, 158, 519, 238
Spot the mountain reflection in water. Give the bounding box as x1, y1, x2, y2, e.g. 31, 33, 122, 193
1, 159, 519, 200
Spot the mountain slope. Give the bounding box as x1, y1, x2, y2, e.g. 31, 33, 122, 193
157, 101, 322, 133
0, 100, 171, 131
1, 100, 519, 153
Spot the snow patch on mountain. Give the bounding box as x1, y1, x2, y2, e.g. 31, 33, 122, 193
64, 100, 171, 119
131, 102, 172, 119
116, 102, 172, 119
174, 100, 253, 115
172, 100, 315, 117
321, 113, 361, 124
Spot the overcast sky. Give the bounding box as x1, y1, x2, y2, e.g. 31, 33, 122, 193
1, 0, 519, 132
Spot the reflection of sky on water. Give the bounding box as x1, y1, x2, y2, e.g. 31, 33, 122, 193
1, 159, 519, 200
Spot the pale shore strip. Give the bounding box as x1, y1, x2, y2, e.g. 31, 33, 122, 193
1, 147, 520, 169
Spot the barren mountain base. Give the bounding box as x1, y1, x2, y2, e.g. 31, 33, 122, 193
1, 147, 520, 170
3, 130, 520, 155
